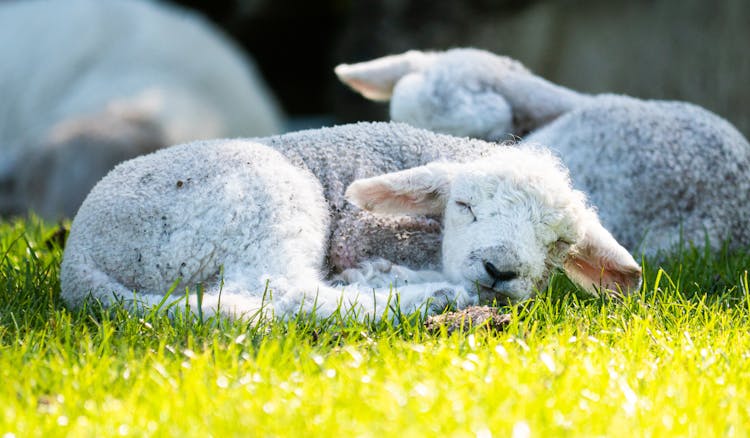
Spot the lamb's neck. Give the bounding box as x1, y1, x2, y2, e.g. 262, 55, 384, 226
502, 74, 592, 134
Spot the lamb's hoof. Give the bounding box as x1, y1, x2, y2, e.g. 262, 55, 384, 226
424, 306, 512, 335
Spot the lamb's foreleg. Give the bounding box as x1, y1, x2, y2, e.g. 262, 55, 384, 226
333, 257, 444, 288
330, 259, 476, 316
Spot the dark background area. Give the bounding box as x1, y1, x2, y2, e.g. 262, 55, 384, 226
169, 0, 750, 136
172, 0, 349, 116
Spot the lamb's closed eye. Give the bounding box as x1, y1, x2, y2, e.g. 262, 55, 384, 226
454, 200, 477, 222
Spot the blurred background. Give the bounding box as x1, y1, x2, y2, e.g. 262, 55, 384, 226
2, 0, 748, 220
171, 0, 750, 136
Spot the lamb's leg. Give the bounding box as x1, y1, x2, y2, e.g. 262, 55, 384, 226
253, 270, 471, 320
370, 281, 476, 315
60, 251, 269, 320
62, 248, 470, 323
187, 289, 269, 321
275, 280, 475, 321
328, 260, 476, 318
333, 258, 445, 288
60, 251, 162, 310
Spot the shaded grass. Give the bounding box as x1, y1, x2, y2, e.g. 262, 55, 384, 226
1, 216, 749, 436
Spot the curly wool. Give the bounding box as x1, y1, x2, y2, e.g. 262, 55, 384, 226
62, 122, 638, 319
255, 122, 500, 272
61, 123, 497, 319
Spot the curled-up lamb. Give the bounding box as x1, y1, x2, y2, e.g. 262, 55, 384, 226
61, 123, 640, 320
336, 48, 750, 254
0, 0, 283, 219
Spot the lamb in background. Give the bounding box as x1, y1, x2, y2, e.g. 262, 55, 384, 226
61, 123, 640, 320
0, 0, 283, 220
336, 48, 750, 254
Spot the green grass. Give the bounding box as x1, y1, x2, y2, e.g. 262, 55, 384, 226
2, 217, 750, 437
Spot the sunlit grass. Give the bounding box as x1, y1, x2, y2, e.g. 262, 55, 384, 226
1, 216, 749, 436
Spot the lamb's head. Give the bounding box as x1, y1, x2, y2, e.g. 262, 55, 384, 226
335, 48, 532, 140
345, 146, 641, 303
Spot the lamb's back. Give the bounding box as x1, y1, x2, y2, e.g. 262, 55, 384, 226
528, 95, 750, 249
258, 122, 499, 210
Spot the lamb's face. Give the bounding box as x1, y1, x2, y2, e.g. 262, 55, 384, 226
346, 153, 642, 303
336, 48, 530, 140
439, 169, 574, 303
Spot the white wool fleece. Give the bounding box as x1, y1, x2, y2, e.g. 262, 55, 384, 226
61, 136, 474, 321
61, 123, 640, 320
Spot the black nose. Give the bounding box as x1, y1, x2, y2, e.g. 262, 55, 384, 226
483, 261, 517, 282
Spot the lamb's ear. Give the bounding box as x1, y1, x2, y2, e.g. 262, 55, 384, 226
345, 164, 453, 215
335, 50, 434, 101
563, 218, 642, 296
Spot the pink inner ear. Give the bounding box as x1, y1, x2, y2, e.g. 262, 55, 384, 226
566, 255, 642, 293
351, 182, 414, 212
337, 75, 393, 101
345, 78, 379, 93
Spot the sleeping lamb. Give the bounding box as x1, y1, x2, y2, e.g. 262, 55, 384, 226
0, 0, 283, 219
335, 48, 750, 254
61, 123, 640, 320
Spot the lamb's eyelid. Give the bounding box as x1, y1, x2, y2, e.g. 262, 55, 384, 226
454, 200, 478, 223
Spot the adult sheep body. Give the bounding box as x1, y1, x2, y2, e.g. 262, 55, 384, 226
336, 48, 750, 254
61, 123, 641, 319
0, 0, 283, 219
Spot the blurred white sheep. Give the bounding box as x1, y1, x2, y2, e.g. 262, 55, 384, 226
0, 0, 283, 219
